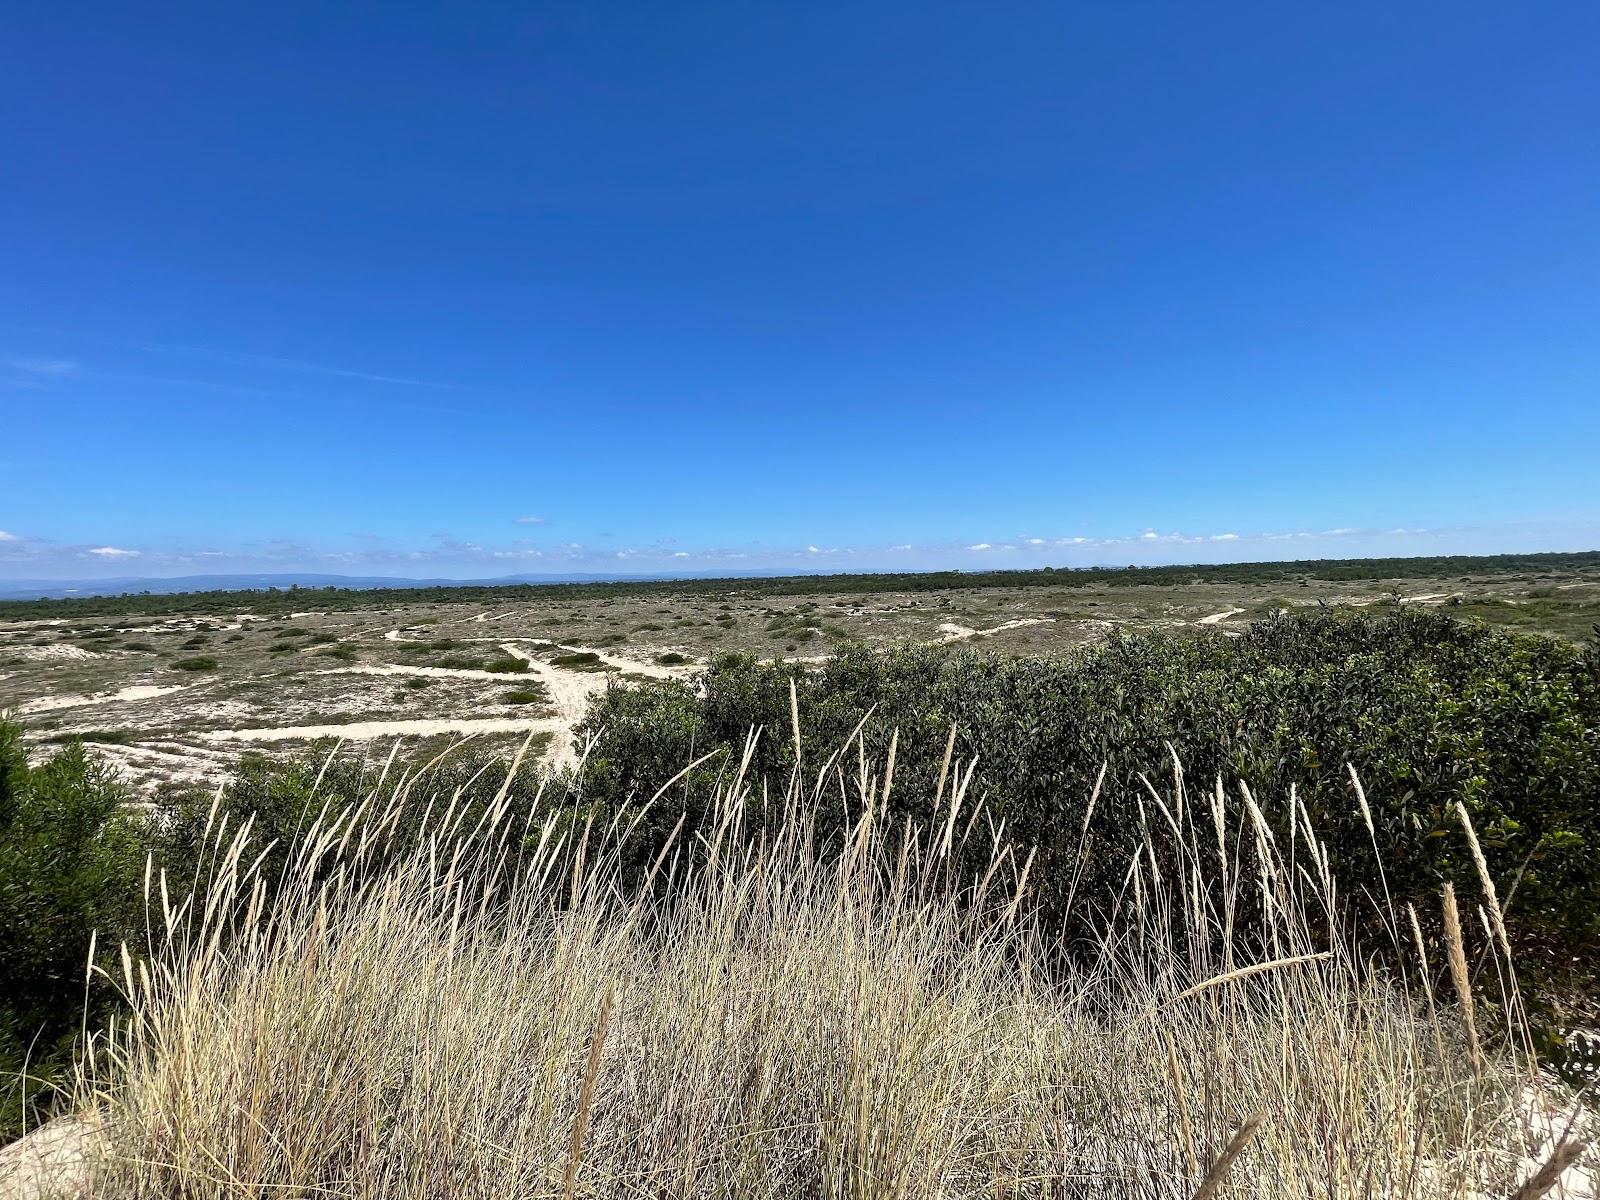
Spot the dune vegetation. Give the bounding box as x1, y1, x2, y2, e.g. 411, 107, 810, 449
3, 606, 1597, 1195
21, 724, 1592, 1197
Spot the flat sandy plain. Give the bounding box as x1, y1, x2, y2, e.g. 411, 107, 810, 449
3, 556, 1597, 795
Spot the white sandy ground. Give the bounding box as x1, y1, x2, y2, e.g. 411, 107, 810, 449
183, 638, 693, 771
935, 617, 1056, 644
1196, 607, 1245, 625
7, 644, 102, 662
9, 626, 697, 781
2, 1078, 1594, 1200
18, 684, 190, 715
1340, 592, 1464, 608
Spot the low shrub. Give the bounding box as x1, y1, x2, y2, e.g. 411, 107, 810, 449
552, 651, 602, 668
0, 726, 147, 1136
576, 609, 1600, 1006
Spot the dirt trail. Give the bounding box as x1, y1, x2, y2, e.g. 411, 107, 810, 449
935, 617, 1055, 644
1196, 607, 1245, 626
321, 663, 537, 683
299, 637, 657, 770
19, 683, 191, 715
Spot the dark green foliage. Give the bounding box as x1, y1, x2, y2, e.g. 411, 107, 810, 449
41, 730, 136, 746
656, 652, 688, 666
170, 656, 218, 672
504, 688, 546, 705
154, 746, 569, 922
576, 609, 1600, 995
552, 652, 602, 668
430, 654, 526, 673
0, 726, 146, 1136
315, 644, 357, 662
4, 551, 1597, 621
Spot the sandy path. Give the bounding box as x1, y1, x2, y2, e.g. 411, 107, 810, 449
1196, 607, 1245, 626
493, 643, 614, 768
320, 663, 539, 683
197, 716, 566, 746
935, 617, 1055, 645
19, 683, 191, 715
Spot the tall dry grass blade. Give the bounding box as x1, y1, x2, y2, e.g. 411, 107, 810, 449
1191, 1115, 1264, 1200
1457, 801, 1514, 965
562, 984, 615, 1200
1163, 1028, 1201, 1182
1163, 952, 1332, 1009
1442, 882, 1483, 1075
1508, 1139, 1590, 1200
1406, 901, 1448, 1064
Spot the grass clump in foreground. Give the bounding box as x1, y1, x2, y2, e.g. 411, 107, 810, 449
64, 728, 1595, 1197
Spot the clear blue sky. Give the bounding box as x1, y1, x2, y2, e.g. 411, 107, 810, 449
4, 2, 1598, 580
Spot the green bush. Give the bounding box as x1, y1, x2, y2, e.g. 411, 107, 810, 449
552, 652, 602, 668
575, 610, 1600, 998
170, 656, 217, 672
0, 725, 147, 1136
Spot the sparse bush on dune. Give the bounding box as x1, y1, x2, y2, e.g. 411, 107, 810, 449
64, 733, 1594, 1197
0, 727, 146, 1136
576, 610, 1600, 1014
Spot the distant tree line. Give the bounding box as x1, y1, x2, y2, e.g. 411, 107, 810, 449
2, 549, 1597, 620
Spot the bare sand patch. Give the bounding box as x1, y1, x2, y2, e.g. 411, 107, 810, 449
9, 644, 102, 662
19, 683, 190, 715
935, 617, 1055, 644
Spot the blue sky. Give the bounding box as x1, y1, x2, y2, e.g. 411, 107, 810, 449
3, 2, 1598, 580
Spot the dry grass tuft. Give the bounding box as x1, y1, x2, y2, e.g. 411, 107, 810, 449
63, 726, 1594, 1198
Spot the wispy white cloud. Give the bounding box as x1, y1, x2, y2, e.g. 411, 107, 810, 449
10, 358, 77, 376
86, 546, 140, 559
0, 530, 18, 542
968, 543, 992, 551
514, 515, 547, 525
135, 342, 460, 389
